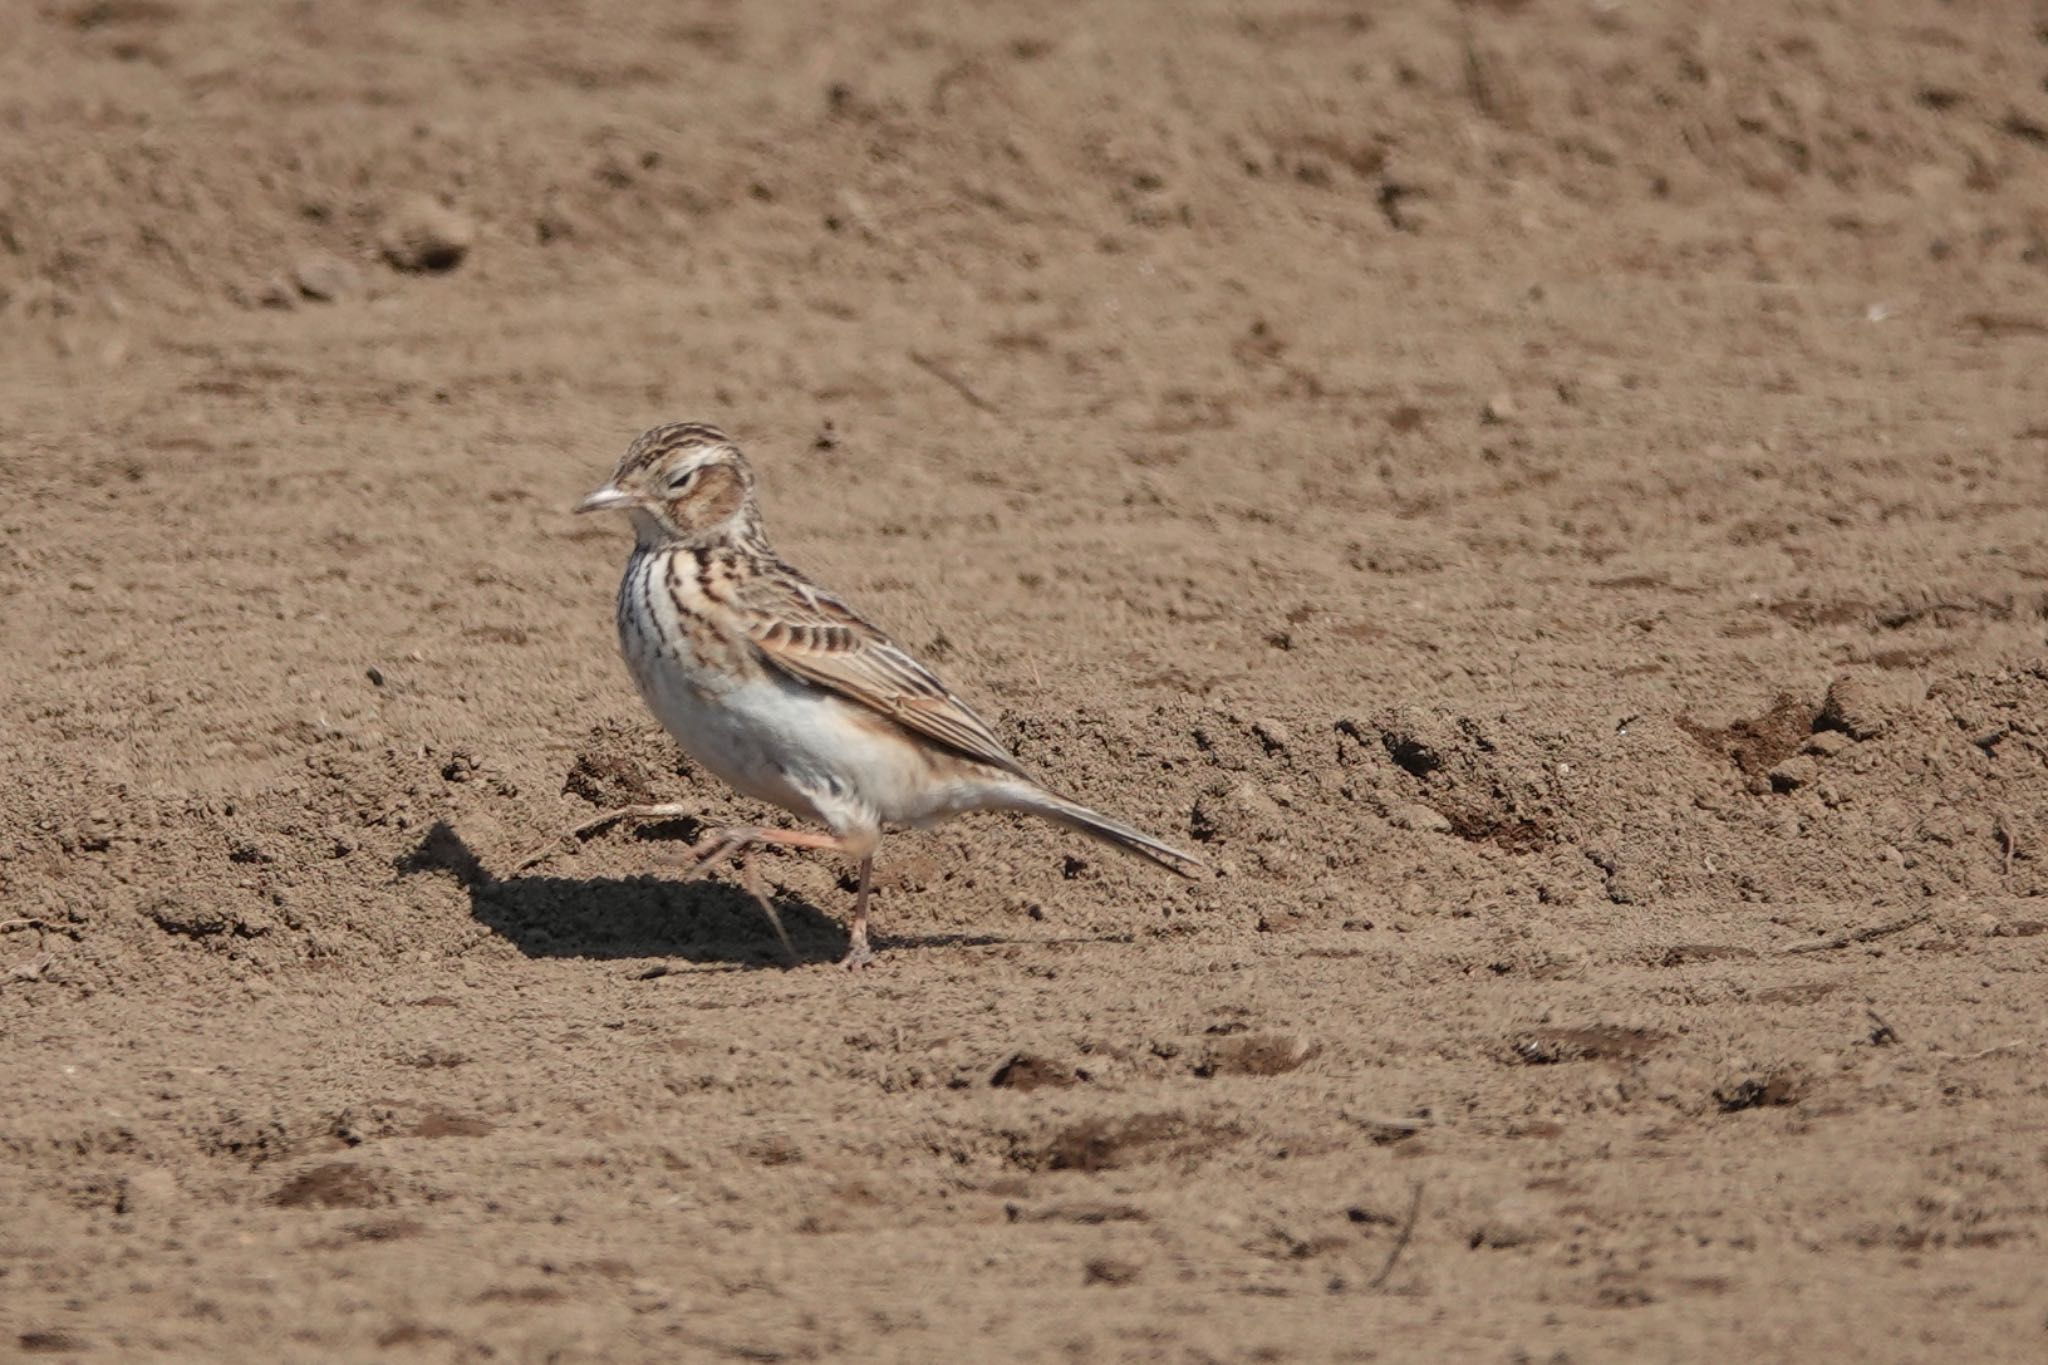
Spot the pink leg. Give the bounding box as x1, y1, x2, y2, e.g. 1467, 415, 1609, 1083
660, 826, 861, 966
840, 855, 876, 970
731, 851, 797, 965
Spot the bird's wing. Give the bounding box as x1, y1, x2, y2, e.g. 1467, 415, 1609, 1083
733, 563, 1033, 780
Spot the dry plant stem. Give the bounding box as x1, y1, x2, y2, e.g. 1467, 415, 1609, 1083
511, 802, 699, 873
1369, 1181, 1426, 1291
909, 350, 998, 413
1779, 911, 1931, 955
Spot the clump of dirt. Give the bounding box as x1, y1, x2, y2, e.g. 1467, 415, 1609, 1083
989, 1054, 1082, 1091
561, 722, 665, 808
1714, 1072, 1807, 1112
1508, 1026, 1666, 1067
1363, 708, 1566, 851
1013, 1114, 1239, 1174
1677, 693, 1820, 787
271, 1163, 394, 1210
1193, 1033, 1318, 1078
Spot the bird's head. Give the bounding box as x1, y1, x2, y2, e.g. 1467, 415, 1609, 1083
577, 422, 764, 549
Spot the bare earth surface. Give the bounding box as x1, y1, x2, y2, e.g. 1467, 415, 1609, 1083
4, 1, 2048, 1360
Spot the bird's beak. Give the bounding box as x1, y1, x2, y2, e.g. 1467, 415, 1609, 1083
575, 485, 634, 515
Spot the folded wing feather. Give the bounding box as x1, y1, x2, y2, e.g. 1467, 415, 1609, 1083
735, 570, 1033, 781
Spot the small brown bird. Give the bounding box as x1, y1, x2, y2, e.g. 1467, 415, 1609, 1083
522, 422, 1203, 968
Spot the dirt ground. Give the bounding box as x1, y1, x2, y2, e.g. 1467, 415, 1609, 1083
3, 0, 2047, 1359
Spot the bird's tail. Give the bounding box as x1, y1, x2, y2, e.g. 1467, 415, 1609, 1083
998, 784, 1207, 879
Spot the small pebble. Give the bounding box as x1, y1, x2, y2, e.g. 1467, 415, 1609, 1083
255, 273, 298, 309
1389, 803, 1452, 834
1769, 756, 1819, 792
380, 195, 476, 273
1819, 675, 1892, 741
293, 252, 364, 302
1251, 717, 1292, 755
1481, 392, 1516, 424
1804, 730, 1852, 758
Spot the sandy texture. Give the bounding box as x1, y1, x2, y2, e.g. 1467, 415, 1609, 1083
4, 1, 2048, 1359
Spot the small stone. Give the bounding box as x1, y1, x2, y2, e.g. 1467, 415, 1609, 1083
1974, 913, 2002, 937
1083, 1257, 1140, 1287
379, 195, 475, 273
1469, 1196, 1546, 1249
1190, 778, 1284, 844
1481, 392, 1516, 424
990, 1054, 1079, 1091
255, 273, 297, 309
1768, 755, 1818, 793
1196, 1033, 1317, 1077
365, 665, 387, 687
1389, 803, 1452, 833
293, 252, 364, 302
1804, 729, 1852, 757
1251, 717, 1292, 755
1818, 675, 1891, 741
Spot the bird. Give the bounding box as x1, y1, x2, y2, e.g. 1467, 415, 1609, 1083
518, 421, 1204, 969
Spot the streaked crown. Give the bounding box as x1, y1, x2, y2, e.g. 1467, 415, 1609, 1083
578, 421, 766, 549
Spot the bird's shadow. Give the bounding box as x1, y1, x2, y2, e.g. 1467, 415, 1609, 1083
398, 820, 847, 969
398, 820, 1070, 970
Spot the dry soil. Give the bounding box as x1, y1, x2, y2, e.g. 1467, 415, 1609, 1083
4, 1, 2048, 1361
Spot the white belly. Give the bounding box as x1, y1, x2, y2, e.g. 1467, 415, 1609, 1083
616, 554, 994, 837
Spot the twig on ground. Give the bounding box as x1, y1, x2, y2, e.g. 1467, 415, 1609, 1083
1864, 1008, 1901, 1046
1368, 1180, 1425, 1291
1339, 1111, 1432, 1146
909, 350, 997, 414
1779, 911, 1930, 955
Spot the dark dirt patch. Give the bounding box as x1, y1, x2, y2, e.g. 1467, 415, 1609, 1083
562, 725, 661, 808
1677, 693, 1818, 784
412, 1112, 493, 1140
1715, 1074, 1805, 1112
990, 1053, 1081, 1090
18, 1332, 90, 1356
271, 1163, 393, 1210
1015, 1114, 1238, 1174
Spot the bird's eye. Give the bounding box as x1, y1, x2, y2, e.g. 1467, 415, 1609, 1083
667, 468, 698, 494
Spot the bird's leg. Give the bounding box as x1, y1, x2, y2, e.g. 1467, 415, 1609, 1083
840, 855, 876, 972
511, 802, 698, 874
661, 827, 879, 968
655, 828, 796, 964
715, 830, 878, 968
659, 826, 853, 966
730, 850, 797, 967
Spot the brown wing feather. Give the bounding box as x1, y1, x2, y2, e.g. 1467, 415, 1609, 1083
733, 564, 1033, 779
